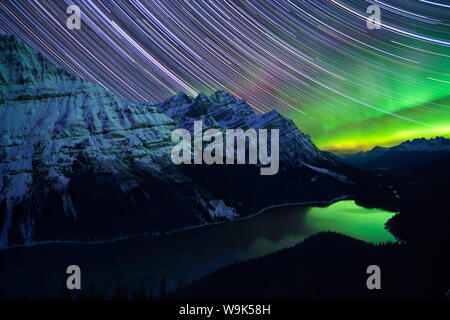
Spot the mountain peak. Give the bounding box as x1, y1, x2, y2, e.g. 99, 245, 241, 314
395, 136, 450, 151
210, 90, 237, 105
195, 92, 210, 103
161, 92, 193, 109
0, 34, 93, 102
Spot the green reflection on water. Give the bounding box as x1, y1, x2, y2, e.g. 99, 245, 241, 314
0, 200, 398, 298
304, 200, 397, 244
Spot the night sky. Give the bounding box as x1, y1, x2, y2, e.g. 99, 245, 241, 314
0, 0, 449, 152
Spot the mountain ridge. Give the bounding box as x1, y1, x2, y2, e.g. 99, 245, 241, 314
335, 136, 450, 171
0, 35, 356, 248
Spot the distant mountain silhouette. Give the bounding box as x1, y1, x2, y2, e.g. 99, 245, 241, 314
334, 137, 450, 171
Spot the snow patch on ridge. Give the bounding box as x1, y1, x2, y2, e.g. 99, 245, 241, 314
208, 200, 239, 220
302, 162, 349, 183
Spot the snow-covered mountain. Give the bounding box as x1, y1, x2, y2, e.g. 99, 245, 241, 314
0, 35, 354, 248
158, 91, 330, 165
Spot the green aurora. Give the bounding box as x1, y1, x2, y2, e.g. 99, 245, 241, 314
284, 37, 450, 153
1, 1, 449, 153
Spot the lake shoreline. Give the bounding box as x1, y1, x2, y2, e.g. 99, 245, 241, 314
0, 194, 356, 251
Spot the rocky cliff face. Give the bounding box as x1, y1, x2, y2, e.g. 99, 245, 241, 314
0, 35, 217, 247
0, 35, 354, 248
158, 91, 328, 164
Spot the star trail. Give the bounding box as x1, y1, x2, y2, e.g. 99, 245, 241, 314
0, 0, 449, 152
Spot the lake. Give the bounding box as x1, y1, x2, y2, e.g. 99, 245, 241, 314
0, 200, 397, 298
